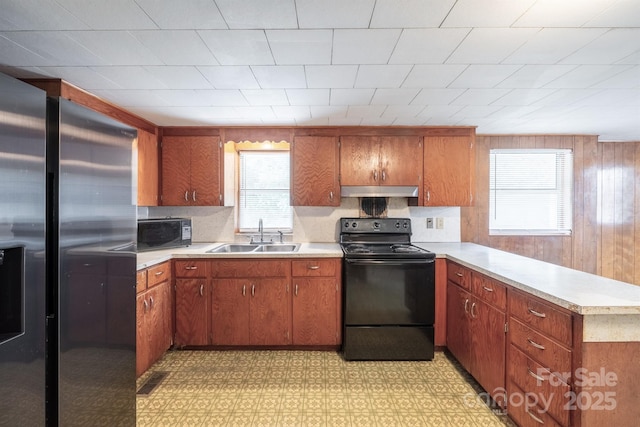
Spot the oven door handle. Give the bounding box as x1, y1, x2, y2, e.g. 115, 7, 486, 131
345, 258, 434, 265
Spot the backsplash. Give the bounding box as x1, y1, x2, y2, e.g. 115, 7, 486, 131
138, 198, 460, 243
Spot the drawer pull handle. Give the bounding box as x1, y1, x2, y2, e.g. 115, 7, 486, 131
528, 368, 545, 382
154, 271, 164, 276
526, 409, 545, 424
456, 272, 463, 277
527, 338, 546, 350
185, 266, 198, 270
528, 308, 546, 318
482, 286, 494, 292
308, 265, 320, 270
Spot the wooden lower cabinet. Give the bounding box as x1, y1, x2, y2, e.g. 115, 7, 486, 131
174, 278, 209, 346
292, 277, 339, 345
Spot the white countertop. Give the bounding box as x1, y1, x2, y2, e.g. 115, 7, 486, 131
415, 242, 640, 316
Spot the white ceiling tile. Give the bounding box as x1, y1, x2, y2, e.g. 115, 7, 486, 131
578, 89, 640, 107
361, 116, 398, 125
142, 66, 212, 89
450, 89, 511, 105
332, 29, 402, 65
593, 66, 640, 89
55, 0, 157, 30
296, 0, 374, 29
544, 65, 634, 89
155, 90, 247, 107
530, 89, 603, 107
0, 35, 53, 66
370, 88, 420, 105
198, 30, 274, 65
271, 106, 311, 120
370, 0, 456, 28
442, 0, 537, 27
306, 65, 358, 88
215, 0, 297, 29
402, 65, 468, 88
380, 104, 425, 118
491, 89, 557, 106
66, 31, 163, 65
496, 65, 577, 89
446, 28, 539, 64
328, 116, 361, 126
38, 66, 122, 89
355, 65, 412, 88
561, 29, 640, 65
91, 89, 172, 107
411, 88, 466, 105
1, 31, 105, 66
390, 29, 469, 64
232, 106, 277, 120
266, 30, 332, 65
197, 66, 260, 89
417, 105, 465, 120
131, 31, 218, 66
450, 105, 505, 118
449, 65, 522, 88
241, 89, 289, 105
330, 89, 375, 105
503, 28, 608, 64
310, 106, 348, 118
347, 105, 386, 118
135, 0, 227, 29
285, 89, 330, 105
90, 66, 169, 89
0, 0, 88, 30
513, 0, 619, 27
251, 65, 306, 88
586, 0, 640, 27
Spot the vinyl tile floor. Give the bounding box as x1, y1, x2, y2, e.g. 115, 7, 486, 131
136, 350, 515, 427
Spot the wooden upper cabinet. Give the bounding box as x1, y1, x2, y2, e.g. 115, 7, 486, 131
137, 129, 159, 206
161, 135, 223, 206
340, 136, 423, 186
291, 136, 340, 206
423, 134, 475, 206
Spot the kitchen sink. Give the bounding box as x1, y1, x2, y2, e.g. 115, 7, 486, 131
206, 243, 300, 253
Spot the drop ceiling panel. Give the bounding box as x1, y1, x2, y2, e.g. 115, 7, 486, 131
1, 31, 104, 66
296, 0, 375, 29
347, 105, 386, 118
330, 89, 375, 105
496, 65, 577, 89
251, 66, 306, 88
272, 106, 311, 120
586, 0, 640, 27
402, 65, 468, 88
285, 89, 330, 106
380, 105, 425, 118
332, 29, 401, 64
561, 29, 640, 65
0, 0, 88, 31
54, 0, 157, 30
66, 31, 163, 65
446, 28, 539, 64
143, 66, 213, 89
390, 29, 470, 64
266, 30, 332, 65
412, 89, 467, 105
199, 30, 274, 65
491, 89, 557, 106
543, 65, 635, 89
355, 65, 412, 88
305, 65, 358, 88
442, 0, 537, 27
156, 90, 248, 107
449, 65, 522, 88
450, 89, 511, 105
370, 88, 421, 105
135, 0, 227, 29
215, 0, 297, 29
197, 66, 260, 89
90, 66, 168, 89
241, 89, 289, 106
131, 31, 219, 66
593, 66, 640, 89
91, 90, 171, 107
370, 0, 455, 28
0, 36, 53, 67
39, 66, 122, 90
513, 0, 619, 27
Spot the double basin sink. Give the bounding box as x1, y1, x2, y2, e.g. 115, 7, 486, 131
207, 243, 300, 254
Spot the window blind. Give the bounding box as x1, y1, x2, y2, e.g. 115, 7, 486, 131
489, 149, 573, 235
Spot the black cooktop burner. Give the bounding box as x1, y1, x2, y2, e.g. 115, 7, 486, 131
341, 243, 433, 258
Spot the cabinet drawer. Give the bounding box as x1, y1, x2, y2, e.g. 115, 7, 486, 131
212, 259, 289, 278
509, 290, 572, 346
136, 269, 147, 294
509, 345, 570, 426
174, 260, 207, 278
508, 381, 564, 427
447, 262, 471, 290
148, 262, 171, 287
472, 273, 506, 310
292, 259, 338, 277
510, 318, 571, 382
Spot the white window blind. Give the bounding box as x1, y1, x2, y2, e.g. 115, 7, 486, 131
238, 151, 292, 232
490, 149, 573, 235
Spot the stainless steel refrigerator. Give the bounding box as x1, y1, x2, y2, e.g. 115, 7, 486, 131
0, 73, 136, 426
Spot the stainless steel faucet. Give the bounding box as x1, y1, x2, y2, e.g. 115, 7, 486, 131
258, 218, 263, 243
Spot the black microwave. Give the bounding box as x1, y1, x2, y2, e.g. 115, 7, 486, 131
137, 218, 192, 252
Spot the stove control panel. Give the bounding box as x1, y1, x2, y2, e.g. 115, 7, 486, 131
341, 218, 412, 234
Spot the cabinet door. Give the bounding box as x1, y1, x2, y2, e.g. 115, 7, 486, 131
470, 297, 506, 407
156, 280, 173, 351
211, 279, 250, 345
423, 135, 475, 206
292, 278, 338, 345
161, 135, 192, 206
339, 136, 380, 185
136, 293, 150, 377
137, 128, 159, 206
174, 278, 209, 346
250, 279, 291, 345
446, 282, 471, 371
379, 136, 422, 186
291, 136, 340, 206
190, 136, 222, 206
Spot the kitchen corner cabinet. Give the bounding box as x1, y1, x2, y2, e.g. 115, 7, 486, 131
161, 135, 223, 206
211, 260, 291, 346
291, 259, 342, 346
446, 262, 507, 407
291, 136, 340, 206
423, 134, 475, 206
340, 136, 423, 186
137, 128, 159, 206
174, 260, 209, 347
136, 261, 173, 377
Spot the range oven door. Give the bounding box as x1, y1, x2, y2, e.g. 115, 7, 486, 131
342, 257, 435, 361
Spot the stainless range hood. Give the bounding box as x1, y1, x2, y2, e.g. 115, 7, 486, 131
340, 185, 419, 198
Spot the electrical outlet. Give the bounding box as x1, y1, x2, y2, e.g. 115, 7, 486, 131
426, 218, 433, 229
436, 217, 444, 229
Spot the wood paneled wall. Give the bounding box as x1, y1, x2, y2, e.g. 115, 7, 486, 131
461, 135, 640, 286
